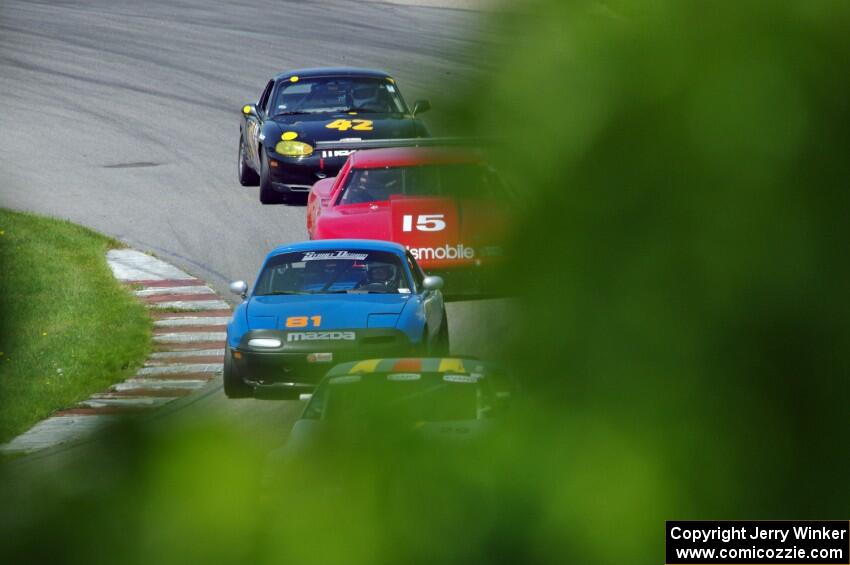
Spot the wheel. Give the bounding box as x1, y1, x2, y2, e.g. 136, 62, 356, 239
434, 312, 450, 356
420, 326, 431, 355
259, 151, 287, 204
424, 313, 450, 357
223, 343, 252, 398
238, 136, 260, 186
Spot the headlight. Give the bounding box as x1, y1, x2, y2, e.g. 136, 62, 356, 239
274, 140, 313, 157
248, 338, 281, 348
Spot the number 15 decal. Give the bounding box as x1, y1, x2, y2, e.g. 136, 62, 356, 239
402, 214, 446, 232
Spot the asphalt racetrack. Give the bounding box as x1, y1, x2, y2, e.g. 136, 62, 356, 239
0, 0, 514, 443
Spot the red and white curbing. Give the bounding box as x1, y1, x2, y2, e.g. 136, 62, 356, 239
0, 249, 232, 455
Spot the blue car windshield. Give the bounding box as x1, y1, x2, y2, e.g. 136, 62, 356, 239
272, 77, 408, 115
253, 250, 411, 295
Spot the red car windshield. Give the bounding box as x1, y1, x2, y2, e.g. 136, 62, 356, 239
337, 163, 509, 205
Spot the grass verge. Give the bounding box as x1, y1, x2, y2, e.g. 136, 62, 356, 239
0, 209, 151, 444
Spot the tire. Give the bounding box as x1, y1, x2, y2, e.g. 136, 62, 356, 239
420, 326, 431, 355
223, 343, 252, 399
259, 151, 287, 204
434, 311, 450, 356
238, 136, 260, 186
423, 313, 450, 357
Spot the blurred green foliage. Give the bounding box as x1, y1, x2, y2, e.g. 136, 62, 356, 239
2, 1, 849, 564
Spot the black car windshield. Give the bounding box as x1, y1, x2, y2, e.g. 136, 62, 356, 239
271, 77, 408, 115
338, 163, 510, 205
253, 250, 411, 295
303, 373, 489, 422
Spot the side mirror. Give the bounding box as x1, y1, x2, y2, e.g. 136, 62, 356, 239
312, 177, 337, 206
241, 104, 259, 118
229, 280, 248, 298
412, 99, 431, 116
422, 276, 443, 291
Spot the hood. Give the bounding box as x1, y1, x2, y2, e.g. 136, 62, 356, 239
319, 195, 510, 269
246, 293, 409, 330
269, 112, 421, 144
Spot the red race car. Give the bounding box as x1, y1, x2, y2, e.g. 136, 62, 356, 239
306, 146, 512, 298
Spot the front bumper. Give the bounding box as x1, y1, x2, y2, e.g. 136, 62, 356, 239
267, 152, 349, 193
230, 328, 418, 391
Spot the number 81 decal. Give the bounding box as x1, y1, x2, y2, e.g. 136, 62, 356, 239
325, 119, 373, 132
286, 315, 321, 328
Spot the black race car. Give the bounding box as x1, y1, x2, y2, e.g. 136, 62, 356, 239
238, 67, 431, 204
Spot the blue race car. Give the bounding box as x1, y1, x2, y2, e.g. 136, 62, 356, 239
224, 239, 448, 399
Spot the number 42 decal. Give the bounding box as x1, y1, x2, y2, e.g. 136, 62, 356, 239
402, 214, 446, 232
325, 119, 373, 131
